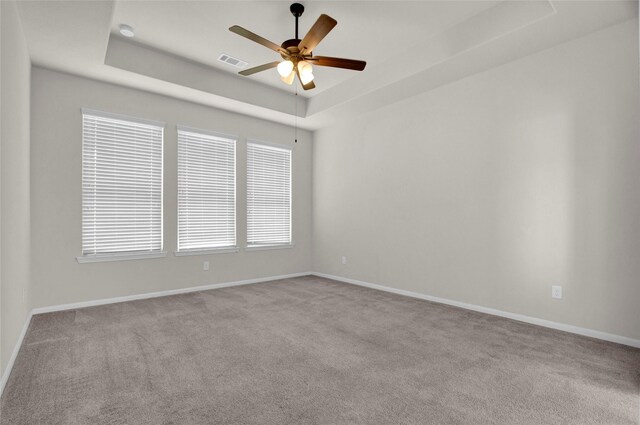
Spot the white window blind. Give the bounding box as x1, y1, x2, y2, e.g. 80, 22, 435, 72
247, 142, 292, 247
82, 110, 164, 257
177, 127, 236, 252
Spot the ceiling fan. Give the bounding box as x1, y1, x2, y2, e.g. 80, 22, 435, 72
229, 3, 366, 91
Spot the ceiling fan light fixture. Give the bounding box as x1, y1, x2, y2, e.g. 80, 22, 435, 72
298, 61, 314, 85
230, 4, 366, 91
277, 60, 294, 77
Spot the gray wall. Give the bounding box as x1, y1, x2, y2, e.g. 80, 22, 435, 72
312, 19, 640, 341
0, 0, 31, 375
30, 68, 312, 309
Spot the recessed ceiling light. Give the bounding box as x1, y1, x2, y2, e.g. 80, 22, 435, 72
119, 24, 135, 38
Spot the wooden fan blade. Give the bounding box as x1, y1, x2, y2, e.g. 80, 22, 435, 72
229, 25, 287, 55
298, 14, 337, 55
308, 56, 366, 71
295, 67, 316, 91
239, 61, 280, 76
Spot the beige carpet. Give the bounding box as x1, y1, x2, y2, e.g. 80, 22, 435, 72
1, 276, 638, 424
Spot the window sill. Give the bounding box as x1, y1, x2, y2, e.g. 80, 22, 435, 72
245, 243, 295, 252
174, 247, 239, 256
76, 251, 168, 263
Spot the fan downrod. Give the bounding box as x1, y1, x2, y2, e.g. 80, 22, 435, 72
290, 3, 304, 39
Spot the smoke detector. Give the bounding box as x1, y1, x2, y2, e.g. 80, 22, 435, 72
119, 24, 135, 38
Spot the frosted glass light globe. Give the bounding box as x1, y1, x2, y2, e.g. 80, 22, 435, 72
297, 61, 314, 85
281, 71, 295, 85
277, 60, 294, 77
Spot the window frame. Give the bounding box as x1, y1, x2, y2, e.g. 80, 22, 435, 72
77, 108, 166, 263
175, 125, 238, 255
245, 139, 293, 250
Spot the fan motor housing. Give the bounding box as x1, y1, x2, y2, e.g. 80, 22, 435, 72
281, 38, 302, 59
281, 39, 301, 50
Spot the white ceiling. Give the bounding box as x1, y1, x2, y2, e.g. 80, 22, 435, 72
110, 1, 500, 96
15, 1, 639, 130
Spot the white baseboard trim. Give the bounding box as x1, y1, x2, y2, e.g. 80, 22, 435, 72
0, 310, 33, 397
312, 272, 640, 349
1, 271, 311, 398
32, 272, 311, 315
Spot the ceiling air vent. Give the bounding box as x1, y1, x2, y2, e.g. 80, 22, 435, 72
217, 53, 248, 69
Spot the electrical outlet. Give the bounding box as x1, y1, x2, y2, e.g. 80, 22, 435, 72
341, 256, 347, 265
203, 261, 210, 271
551, 285, 562, 299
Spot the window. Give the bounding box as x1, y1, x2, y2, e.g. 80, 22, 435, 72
79, 109, 164, 262
246, 141, 292, 248
177, 127, 236, 253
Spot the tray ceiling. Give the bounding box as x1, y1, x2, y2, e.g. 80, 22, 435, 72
16, 1, 638, 130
